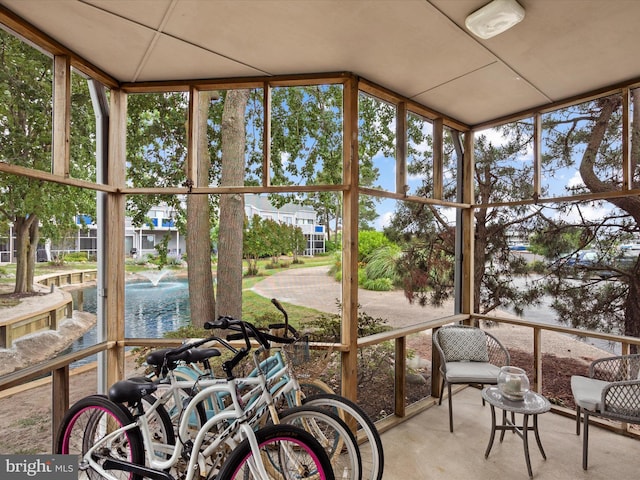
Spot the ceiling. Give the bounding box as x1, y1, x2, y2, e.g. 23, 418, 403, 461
1, 0, 640, 127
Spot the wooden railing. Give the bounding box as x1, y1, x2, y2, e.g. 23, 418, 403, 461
0, 270, 97, 348
1, 312, 639, 451
0, 298, 72, 348
36, 270, 97, 288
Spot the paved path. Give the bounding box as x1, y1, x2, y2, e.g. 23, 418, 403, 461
251, 265, 611, 359
251, 265, 454, 329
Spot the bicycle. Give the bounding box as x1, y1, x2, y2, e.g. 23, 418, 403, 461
55, 317, 337, 480
142, 317, 362, 480
162, 300, 383, 480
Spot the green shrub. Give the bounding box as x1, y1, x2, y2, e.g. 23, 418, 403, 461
358, 231, 391, 262
361, 277, 393, 291
63, 251, 88, 262
364, 244, 401, 282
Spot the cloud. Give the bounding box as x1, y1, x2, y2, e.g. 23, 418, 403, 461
566, 170, 584, 189
376, 211, 394, 230
547, 201, 612, 223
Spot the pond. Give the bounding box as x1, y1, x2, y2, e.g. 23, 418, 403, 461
64, 276, 191, 365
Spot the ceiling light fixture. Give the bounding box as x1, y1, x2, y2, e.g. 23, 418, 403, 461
465, 0, 525, 39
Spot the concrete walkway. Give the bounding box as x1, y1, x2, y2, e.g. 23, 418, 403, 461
382, 387, 640, 480
251, 265, 612, 361
251, 265, 455, 328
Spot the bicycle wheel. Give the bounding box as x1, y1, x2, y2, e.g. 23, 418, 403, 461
216, 424, 336, 480
298, 379, 335, 398
279, 406, 361, 480
55, 394, 145, 480
302, 394, 383, 480
280, 378, 335, 411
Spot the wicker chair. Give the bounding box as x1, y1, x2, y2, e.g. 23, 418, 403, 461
433, 324, 510, 432
570, 353, 640, 470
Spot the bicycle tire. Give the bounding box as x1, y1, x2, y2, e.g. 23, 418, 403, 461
279, 405, 362, 480
302, 393, 383, 480
216, 424, 336, 480
298, 379, 335, 398
55, 394, 145, 480
280, 378, 335, 411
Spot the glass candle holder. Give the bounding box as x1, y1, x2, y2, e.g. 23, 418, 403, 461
497, 366, 529, 401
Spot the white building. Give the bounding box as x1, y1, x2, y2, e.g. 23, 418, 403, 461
0, 195, 324, 263
244, 194, 325, 256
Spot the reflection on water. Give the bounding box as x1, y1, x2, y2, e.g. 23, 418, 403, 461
65, 278, 190, 365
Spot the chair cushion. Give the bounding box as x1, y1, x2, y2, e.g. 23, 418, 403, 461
571, 375, 608, 412
445, 362, 501, 384
439, 327, 489, 362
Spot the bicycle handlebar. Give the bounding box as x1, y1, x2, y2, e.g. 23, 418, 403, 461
156, 300, 294, 379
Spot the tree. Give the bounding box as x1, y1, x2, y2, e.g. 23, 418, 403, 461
216, 89, 250, 319
388, 119, 544, 314
243, 215, 266, 276
533, 93, 640, 345
186, 91, 218, 327
288, 224, 306, 263
0, 31, 95, 293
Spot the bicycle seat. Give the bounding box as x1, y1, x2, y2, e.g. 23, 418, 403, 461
109, 376, 157, 404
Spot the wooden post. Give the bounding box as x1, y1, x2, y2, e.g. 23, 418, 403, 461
461, 130, 475, 316
263, 82, 271, 187
533, 113, 541, 199
52, 55, 70, 177
341, 76, 359, 403
533, 327, 542, 392
51, 365, 69, 452
105, 89, 127, 387
433, 118, 443, 199
187, 86, 199, 185
394, 337, 406, 417
396, 102, 407, 194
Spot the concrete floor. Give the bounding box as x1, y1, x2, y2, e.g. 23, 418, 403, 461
381, 387, 639, 479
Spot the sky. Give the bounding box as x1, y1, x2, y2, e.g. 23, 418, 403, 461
368, 123, 618, 232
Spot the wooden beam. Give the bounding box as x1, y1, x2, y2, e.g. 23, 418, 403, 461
341, 76, 359, 403
533, 327, 542, 392
358, 77, 470, 132
461, 131, 475, 315
533, 114, 541, 198
52, 55, 70, 177
622, 88, 631, 190
186, 86, 199, 186
433, 118, 444, 199
358, 186, 469, 208
105, 89, 127, 387
394, 337, 406, 417
396, 102, 407, 195
263, 83, 272, 187
0, 5, 118, 88
0, 160, 117, 192
121, 72, 350, 94
51, 366, 69, 452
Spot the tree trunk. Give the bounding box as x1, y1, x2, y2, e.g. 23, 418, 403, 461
13, 215, 38, 294
625, 276, 640, 354
187, 91, 216, 328
217, 89, 249, 319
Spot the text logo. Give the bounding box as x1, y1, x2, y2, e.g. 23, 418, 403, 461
0, 455, 76, 479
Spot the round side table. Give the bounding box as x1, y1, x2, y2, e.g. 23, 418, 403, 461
481, 385, 551, 478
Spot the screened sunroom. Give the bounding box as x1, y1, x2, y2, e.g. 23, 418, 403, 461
0, 1, 639, 478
